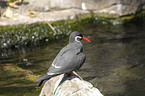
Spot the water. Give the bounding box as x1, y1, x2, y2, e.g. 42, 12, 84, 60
0, 22, 145, 96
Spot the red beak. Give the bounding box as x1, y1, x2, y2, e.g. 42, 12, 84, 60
82, 36, 91, 43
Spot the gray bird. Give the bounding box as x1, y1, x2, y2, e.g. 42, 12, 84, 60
34, 31, 91, 87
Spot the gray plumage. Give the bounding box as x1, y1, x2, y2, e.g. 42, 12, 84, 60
34, 32, 87, 87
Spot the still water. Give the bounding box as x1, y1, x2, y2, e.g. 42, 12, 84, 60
0, 22, 145, 96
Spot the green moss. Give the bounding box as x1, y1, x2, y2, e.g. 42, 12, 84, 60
8, 0, 15, 3
0, 15, 120, 49
121, 11, 145, 26
0, 22, 68, 49
1, 11, 144, 49
3, 64, 39, 81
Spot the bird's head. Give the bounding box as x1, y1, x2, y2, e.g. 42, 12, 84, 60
69, 31, 91, 43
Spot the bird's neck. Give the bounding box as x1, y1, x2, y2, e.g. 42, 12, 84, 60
70, 42, 83, 51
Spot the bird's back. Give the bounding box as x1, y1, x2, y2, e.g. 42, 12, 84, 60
48, 43, 85, 74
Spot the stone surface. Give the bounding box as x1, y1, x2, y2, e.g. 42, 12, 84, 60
0, 8, 88, 25
39, 74, 103, 96
24, 0, 145, 15
0, 0, 145, 25
0, 0, 8, 16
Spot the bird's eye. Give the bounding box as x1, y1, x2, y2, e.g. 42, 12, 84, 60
77, 36, 82, 39
75, 36, 82, 42
78, 36, 82, 39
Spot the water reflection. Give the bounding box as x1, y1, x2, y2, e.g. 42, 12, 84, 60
0, 23, 145, 96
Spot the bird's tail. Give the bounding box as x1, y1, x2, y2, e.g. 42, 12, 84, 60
34, 74, 50, 82
34, 74, 52, 87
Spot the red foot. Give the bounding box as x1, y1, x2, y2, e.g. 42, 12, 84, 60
66, 72, 79, 77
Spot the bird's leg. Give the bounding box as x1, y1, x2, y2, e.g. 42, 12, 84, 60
66, 71, 83, 80
66, 72, 77, 77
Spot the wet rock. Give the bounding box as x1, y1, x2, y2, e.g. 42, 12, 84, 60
39, 74, 103, 96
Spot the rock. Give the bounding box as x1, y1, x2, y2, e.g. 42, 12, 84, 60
2, 7, 14, 18
0, 0, 8, 16
25, 0, 145, 15
25, 0, 82, 12
0, 0, 145, 25
0, 8, 88, 25
39, 74, 103, 96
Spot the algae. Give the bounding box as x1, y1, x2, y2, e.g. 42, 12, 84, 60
0, 22, 68, 49
121, 11, 145, 26
3, 64, 39, 81
0, 15, 120, 50
0, 11, 145, 50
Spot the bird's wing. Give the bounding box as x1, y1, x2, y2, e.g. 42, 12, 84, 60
47, 49, 86, 75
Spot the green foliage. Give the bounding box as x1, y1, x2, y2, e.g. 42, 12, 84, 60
0, 15, 122, 49
8, 0, 15, 3
0, 22, 68, 48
